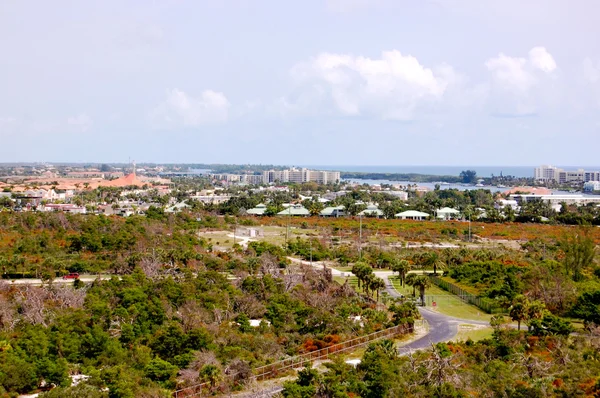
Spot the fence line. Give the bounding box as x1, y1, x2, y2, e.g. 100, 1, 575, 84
429, 276, 503, 314
174, 323, 412, 398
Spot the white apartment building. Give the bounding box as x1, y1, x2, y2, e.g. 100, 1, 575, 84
534, 165, 600, 183
262, 168, 340, 184
534, 165, 559, 182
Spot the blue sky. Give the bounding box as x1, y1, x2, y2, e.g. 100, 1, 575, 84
1, 0, 599, 166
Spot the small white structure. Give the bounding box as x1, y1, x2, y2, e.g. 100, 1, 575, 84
249, 319, 271, 327
345, 359, 361, 368
358, 204, 384, 218
395, 210, 429, 220
435, 207, 460, 220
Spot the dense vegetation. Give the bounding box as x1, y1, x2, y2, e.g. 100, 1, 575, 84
283, 324, 600, 397
0, 208, 599, 396
0, 212, 405, 397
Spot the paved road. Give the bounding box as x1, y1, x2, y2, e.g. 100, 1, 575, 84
381, 273, 489, 354
5, 274, 113, 286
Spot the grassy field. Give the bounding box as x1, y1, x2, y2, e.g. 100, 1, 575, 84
389, 276, 493, 322
453, 325, 494, 342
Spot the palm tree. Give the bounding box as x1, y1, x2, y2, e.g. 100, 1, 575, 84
391, 259, 411, 287
405, 273, 418, 297
526, 300, 546, 331
426, 252, 446, 276
411, 275, 431, 305
369, 277, 386, 302
509, 295, 529, 331
200, 364, 222, 388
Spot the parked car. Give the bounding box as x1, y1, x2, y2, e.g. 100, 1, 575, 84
62, 273, 80, 280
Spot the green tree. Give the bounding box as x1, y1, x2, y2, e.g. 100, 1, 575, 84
559, 230, 596, 282
199, 364, 222, 388
459, 170, 477, 184
509, 295, 529, 331
144, 357, 178, 388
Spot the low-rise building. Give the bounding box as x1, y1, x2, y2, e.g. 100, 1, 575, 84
395, 210, 429, 220
510, 194, 600, 206
320, 205, 346, 217
358, 204, 384, 218
247, 204, 268, 215
277, 205, 310, 216
435, 207, 460, 220
584, 181, 600, 192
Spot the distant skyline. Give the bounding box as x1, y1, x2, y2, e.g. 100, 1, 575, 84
2, 1, 600, 164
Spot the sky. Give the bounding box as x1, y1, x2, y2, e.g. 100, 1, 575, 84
1, 0, 600, 166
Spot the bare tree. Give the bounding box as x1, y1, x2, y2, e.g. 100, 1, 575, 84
49, 284, 87, 309
0, 295, 18, 331
177, 300, 213, 332
140, 253, 162, 279
17, 286, 50, 326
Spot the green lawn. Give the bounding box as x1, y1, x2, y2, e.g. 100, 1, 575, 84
389, 276, 493, 322
453, 325, 494, 342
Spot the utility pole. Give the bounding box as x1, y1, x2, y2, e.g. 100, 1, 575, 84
285, 207, 291, 244
468, 213, 471, 243
310, 238, 313, 266
359, 214, 362, 259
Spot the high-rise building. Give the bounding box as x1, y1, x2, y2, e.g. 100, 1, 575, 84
262, 168, 340, 184
534, 165, 599, 184
534, 165, 559, 182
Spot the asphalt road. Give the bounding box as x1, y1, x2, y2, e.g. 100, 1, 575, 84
381, 274, 489, 354
5, 274, 113, 286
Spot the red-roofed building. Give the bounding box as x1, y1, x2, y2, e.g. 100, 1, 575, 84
100, 173, 146, 188
504, 186, 552, 195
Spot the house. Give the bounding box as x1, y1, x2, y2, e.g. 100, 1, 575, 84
320, 205, 346, 217
395, 210, 429, 220
358, 204, 384, 218
277, 205, 310, 216
435, 207, 460, 220
246, 204, 267, 216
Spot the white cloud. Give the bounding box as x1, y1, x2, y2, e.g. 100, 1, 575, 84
67, 113, 93, 132
529, 47, 557, 73
485, 47, 557, 93
287, 50, 453, 120
485, 47, 557, 114
150, 89, 230, 128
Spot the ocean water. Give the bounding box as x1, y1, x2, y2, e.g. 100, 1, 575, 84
305, 165, 534, 178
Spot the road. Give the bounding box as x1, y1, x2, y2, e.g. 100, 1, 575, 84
380, 273, 489, 354
229, 261, 490, 398
5, 274, 113, 286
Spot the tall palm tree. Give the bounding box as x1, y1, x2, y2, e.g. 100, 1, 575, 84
426, 252, 446, 276
369, 276, 386, 302
412, 275, 431, 305
391, 259, 411, 286
405, 273, 419, 297
509, 295, 529, 331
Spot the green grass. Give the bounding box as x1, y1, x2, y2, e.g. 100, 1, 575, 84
453, 325, 494, 342
389, 276, 493, 322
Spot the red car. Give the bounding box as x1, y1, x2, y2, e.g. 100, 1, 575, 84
62, 273, 80, 280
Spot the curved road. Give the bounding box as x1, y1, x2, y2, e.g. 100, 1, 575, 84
380, 274, 489, 354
